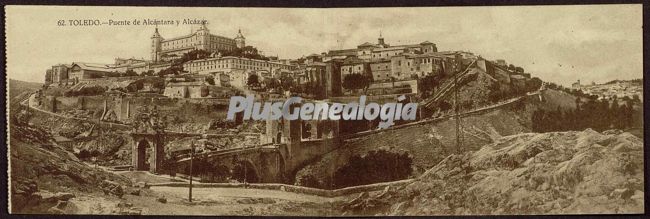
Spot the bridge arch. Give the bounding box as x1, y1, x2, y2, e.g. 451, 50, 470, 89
231, 159, 260, 183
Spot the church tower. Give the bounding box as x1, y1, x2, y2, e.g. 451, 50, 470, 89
235, 29, 246, 49
377, 30, 387, 47
196, 22, 210, 51
151, 27, 162, 62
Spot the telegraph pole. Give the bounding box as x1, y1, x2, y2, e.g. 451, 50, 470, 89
188, 140, 194, 202
454, 65, 462, 154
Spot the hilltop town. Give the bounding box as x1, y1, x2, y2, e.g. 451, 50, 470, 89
43, 22, 536, 102
571, 79, 642, 102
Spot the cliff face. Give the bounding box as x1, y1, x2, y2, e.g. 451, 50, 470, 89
295, 105, 531, 189
340, 129, 644, 215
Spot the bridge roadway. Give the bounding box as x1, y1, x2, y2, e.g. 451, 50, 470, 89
174, 144, 279, 163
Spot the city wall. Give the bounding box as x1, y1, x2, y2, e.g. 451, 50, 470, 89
41, 96, 232, 124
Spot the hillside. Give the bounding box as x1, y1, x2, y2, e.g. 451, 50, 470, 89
295, 101, 532, 189
8, 79, 42, 106
294, 78, 585, 189
339, 129, 644, 215
10, 121, 131, 213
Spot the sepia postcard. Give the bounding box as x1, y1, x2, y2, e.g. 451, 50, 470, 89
5, 5, 644, 216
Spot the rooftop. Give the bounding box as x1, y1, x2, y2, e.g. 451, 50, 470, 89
71, 62, 117, 72
166, 81, 208, 86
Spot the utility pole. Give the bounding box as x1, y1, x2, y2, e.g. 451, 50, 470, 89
188, 140, 194, 202
454, 68, 462, 154
244, 162, 247, 187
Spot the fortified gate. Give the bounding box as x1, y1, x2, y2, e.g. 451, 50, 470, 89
131, 133, 165, 173
130, 106, 167, 173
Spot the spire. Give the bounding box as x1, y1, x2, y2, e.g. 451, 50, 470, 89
152, 26, 161, 38
236, 28, 245, 39
197, 21, 208, 32
377, 29, 385, 46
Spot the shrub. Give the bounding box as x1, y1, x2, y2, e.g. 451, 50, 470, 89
333, 149, 413, 189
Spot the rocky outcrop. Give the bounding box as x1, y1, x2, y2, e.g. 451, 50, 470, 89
296, 107, 530, 189
340, 129, 644, 215
10, 123, 130, 213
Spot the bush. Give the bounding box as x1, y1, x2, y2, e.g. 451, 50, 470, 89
125, 69, 138, 76
295, 173, 325, 189
333, 149, 412, 189
64, 86, 106, 96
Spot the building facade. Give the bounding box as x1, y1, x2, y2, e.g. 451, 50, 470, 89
340, 56, 369, 77
50, 64, 71, 83
68, 63, 120, 81
163, 81, 210, 98
390, 53, 449, 80
150, 23, 246, 62
183, 56, 295, 75
325, 34, 438, 62
369, 60, 392, 81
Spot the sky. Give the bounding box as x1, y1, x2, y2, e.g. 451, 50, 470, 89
5, 5, 643, 86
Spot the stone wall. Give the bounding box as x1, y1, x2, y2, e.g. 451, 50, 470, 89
39, 96, 231, 126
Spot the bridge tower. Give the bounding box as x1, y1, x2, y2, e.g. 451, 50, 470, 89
131, 133, 165, 173
130, 106, 166, 173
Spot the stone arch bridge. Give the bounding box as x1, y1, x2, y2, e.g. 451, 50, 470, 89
131, 125, 341, 183
172, 144, 289, 183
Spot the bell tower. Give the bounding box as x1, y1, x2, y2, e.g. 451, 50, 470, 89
377, 30, 386, 47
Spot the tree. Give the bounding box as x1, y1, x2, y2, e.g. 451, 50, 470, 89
487, 82, 502, 103
333, 149, 412, 189
157, 65, 182, 77
152, 80, 165, 91
216, 46, 270, 61
125, 69, 138, 77
205, 77, 215, 85
418, 74, 441, 98
142, 70, 155, 76
526, 77, 543, 92
508, 64, 516, 71
64, 86, 107, 96
302, 81, 325, 98
280, 75, 294, 91
342, 73, 371, 92
264, 78, 280, 90
247, 74, 260, 87
177, 49, 211, 64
